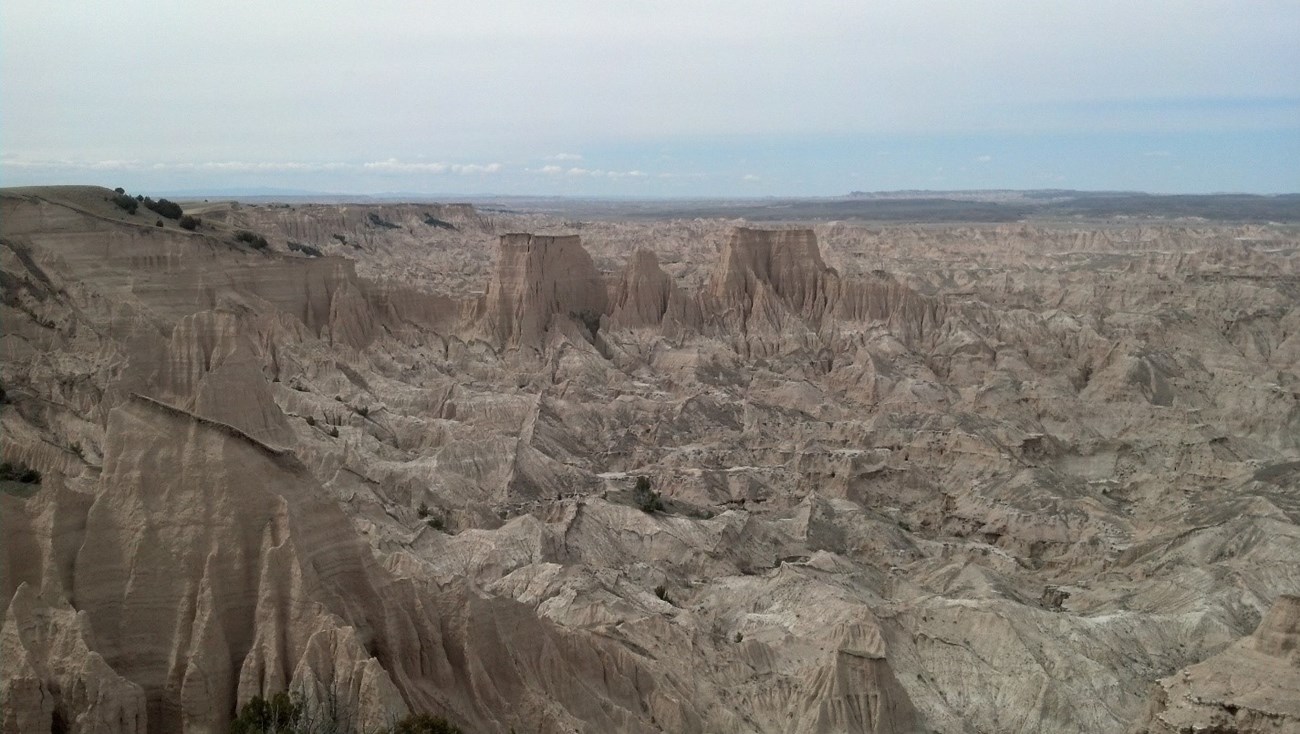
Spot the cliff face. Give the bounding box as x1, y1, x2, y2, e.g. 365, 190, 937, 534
1134, 595, 1300, 733
480, 234, 609, 350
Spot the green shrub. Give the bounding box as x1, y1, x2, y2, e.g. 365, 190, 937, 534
230, 693, 302, 734
0, 462, 41, 484
288, 241, 323, 257
111, 193, 138, 214
389, 713, 463, 734
143, 197, 184, 220
422, 214, 456, 230
155, 220, 164, 227
366, 212, 400, 229
235, 230, 270, 250
634, 475, 663, 513
179, 214, 201, 230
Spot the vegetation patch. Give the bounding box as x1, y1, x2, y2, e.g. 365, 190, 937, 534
288, 241, 323, 257
634, 475, 664, 513
231, 693, 464, 733
234, 230, 270, 250
143, 197, 184, 220
367, 212, 401, 229
111, 193, 138, 214
0, 461, 41, 484
1, 460, 42, 498
179, 215, 202, 230
422, 214, 456, 230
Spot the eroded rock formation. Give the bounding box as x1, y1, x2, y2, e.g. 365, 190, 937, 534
3, 185, 1299, 733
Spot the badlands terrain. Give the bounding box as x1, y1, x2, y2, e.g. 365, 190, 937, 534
2, 185, 1299, 733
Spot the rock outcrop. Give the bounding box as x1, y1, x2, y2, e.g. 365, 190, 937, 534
1135, 595, 1300, 733
480, 234, 608, 350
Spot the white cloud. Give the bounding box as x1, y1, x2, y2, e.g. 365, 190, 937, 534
975, 155, 993, 163
545, 153, 583, 161
363, 159, 501, 174
742, 173, 761, 181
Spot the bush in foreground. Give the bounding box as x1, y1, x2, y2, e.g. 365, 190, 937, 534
180, 214, 201, 230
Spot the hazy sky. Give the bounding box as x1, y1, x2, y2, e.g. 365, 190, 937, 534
3, 1, 1297, 196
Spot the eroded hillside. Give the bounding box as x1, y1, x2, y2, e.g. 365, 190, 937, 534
3, 186, 1299, 733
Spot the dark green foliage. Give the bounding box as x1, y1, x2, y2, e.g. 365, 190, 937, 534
288, 241, 323, 257
417, 502, 430, 518
0, 461, 41, 484
355, 405, 369, 418
156, 220, 164, 227
734, 631, 744, 643
305, 415, 316, 426
422, 214, 456, 230
571, 309, 601, 337
114, 187, 125, 194
389, 713, 463, 734
143, 197, 184, 220
633, 475, 663, 513
111, 193, 138, 214
235, 230, 270, 250
367, 212, 400, 229
230, 693, 302, 734
179, 215, 201, 230
328, 426, 339, 438
332, 233, 348, 244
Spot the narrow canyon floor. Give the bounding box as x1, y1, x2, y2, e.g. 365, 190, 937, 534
3, 186, 1299, 733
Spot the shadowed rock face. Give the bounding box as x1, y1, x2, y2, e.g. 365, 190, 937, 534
3, 185, 1300, 733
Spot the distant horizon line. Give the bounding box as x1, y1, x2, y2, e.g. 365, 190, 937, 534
139, 187, 1300, 202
